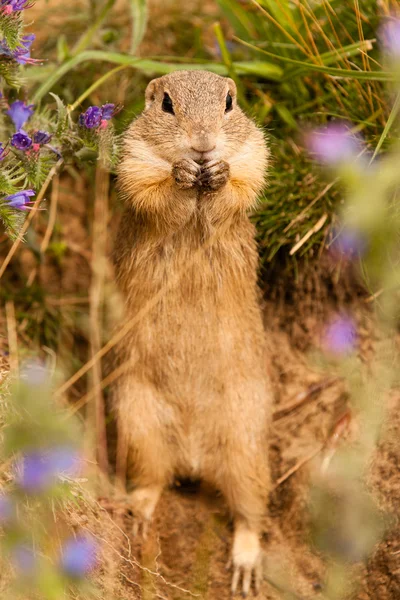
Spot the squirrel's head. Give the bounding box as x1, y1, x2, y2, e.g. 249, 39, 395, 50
141, 70, 251, 163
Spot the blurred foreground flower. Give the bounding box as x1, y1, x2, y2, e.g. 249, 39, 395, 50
60, 535, 98, 578
17, 446, 81, 493
11, 129, 32, 150
379, 18, 400, 58
330, 225, 368, 259
306, 123, 362, 165
323, 315, 357, 355
12, 544, 36, 576
4, 189, 35, 210
6, 99, 34, 130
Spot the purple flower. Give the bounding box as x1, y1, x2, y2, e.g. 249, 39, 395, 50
20, 359, 48, 384
306, 123, 362, 165
12, 544, 36, 576
6, 100, 34, 130
11, 129, 32, 151
0, 34, 37, 65
0, 495, 15, 523
33, 130, 51, 145
330, 225, 368, 259
48, 446, 81, 476
1, 0, 33, 11
101, 103, 115, 120
60, 535, 99, 577
16, 446, 81, 492
323, 315, 357, 355
379, 18, 400, 58
4, 189, 35, 210
79, 106, 103, 129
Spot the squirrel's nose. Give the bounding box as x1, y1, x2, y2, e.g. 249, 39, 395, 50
191, 132, 216, 154
191, 143, 216, 153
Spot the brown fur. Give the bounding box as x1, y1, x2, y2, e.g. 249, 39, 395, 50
113, 70, 271, 595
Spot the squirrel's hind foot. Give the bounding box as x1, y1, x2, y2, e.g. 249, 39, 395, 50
231, 527, 263, 597
129, 485, 162, 540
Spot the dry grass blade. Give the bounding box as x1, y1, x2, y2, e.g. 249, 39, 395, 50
273, 377, 340, 420
274, 444, 324, 487
289, 213, 327, 256
88, 163, 111, 474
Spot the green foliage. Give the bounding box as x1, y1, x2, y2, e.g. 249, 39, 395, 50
0, 10, 23, 51
0, 58, 21, 88
215, 0, 393, 271
129, 0, 148, 54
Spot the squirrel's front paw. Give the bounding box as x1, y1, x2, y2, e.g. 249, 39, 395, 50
172, 159, 201, 190
199, 159, 230, 191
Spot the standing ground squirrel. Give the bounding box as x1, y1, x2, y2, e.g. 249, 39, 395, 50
113, 70, 271, 597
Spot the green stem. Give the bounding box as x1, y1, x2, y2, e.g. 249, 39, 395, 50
235, 37, 395, 81
71, 0, 116, 57
370, 91, 400, 163
69, 65, 128, 112
213, 22, 248, 109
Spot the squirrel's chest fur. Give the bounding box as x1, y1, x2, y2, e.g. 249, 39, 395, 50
113, 209, 267, 392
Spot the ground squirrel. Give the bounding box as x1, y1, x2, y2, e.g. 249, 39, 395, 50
113, 70, 272, 597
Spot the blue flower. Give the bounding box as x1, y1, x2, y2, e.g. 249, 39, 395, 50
60, 535, 98, 578
79, 106, 103, 129
101, 103, 115, 120
12, 544, 36, 576
0, 34, 36, 65
323, 315, 357, 355
11, 129, 32, 151
306, 123, 362, 165
33, 130, 51, 145
16, 446, 81, 492
4, 189, 35, 210
379, 18, 400, 58
330, 225, 368, 259
6, 100, 34, 130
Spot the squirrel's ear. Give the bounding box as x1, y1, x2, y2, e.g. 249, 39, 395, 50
145, 79, 158, 109
226, 78, 237, 98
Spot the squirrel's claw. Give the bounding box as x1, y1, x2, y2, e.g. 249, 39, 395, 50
172, 158, 201, 189
198, 159, 230, 191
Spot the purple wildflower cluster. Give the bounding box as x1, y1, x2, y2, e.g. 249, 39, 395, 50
0, 0, 36, 63
60, 536, 98, 578
1, 97, 117, 215
79, 103, 115, 129
323, 315, 357, 356
16, 445, 81, 493
1, 0, 33, 13
0, 33, 37, 65
9, 535, 99, 580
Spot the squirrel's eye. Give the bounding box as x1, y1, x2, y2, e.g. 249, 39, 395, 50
225, 92, 233, 113
162, 93, 174, 115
